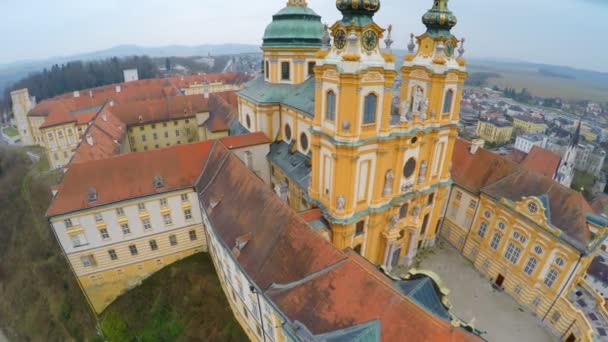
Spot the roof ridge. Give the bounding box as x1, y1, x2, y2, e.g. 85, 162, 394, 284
265, 258, 348, 293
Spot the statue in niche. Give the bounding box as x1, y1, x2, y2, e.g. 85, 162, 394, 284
337, 195, 346, 211
418, 161, 428, 184
383, 170, 394, 196
412, 86, 425, 114
412, 205, 421, 218
390, 214, 399, 229
399, 100, 410, 122
420, 99, 429, 121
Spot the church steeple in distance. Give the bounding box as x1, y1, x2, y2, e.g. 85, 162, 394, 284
571, 120, 582, 147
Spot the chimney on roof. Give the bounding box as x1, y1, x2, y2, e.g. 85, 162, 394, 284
89, 90, 93, 98
109, 100, 115, 107
85, 134, 94, 146
204, 91, 209, 99
115, 85, 121, 93
102, 112, 108, 122
232, 232, 252, 257
470, 139, 484, 155
73, 91, 80, 98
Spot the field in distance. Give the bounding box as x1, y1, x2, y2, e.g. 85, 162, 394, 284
468, 59, 608, 102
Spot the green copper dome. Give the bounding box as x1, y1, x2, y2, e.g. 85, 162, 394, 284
262, 3, 324, 49
422, 0, 458, 37
336, 0, 380, 27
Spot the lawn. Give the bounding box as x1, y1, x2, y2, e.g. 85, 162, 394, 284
100, 253, 247, 342
1, 126, 18, 137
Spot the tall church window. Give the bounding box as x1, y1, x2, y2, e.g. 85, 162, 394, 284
363, 94, 377, 124
264, 61, 269, 79
524, 257, 537, 276
544, 269, 558, 288
308, 61, 316, 77
281, 62, 290, 80
443, 89, 454, 114
326, 91, 336, 121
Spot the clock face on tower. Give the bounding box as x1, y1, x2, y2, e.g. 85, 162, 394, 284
362, 30, 378, 51
334, 29, 347, 50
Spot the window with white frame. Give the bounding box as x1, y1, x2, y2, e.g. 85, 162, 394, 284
71, 233, 88, 248
544, 269, 558, 288
121, 223, 131, 235
524, 257, 537, 275
189, 230, 197, 241
163, 214, 173, 225
108, 250, 118, 260
142, 218, 152, 230
94, 213, 103, 222
100, 229, 110, 240
160, 198, 168, 206
490, 233, 502, 250
181, 194, 189, 202
477, 222, 488, 238
65, 218, 73, 227
116, 207, 125, 216
169, 235, 178, 246
129, 245, 138, 256
504, 242, 521, 264
81, 255, 95, 267
184, 209, 193, 221
138, 203, 146, 211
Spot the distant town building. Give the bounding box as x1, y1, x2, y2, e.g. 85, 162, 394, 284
513, 116, 547, 134
476, 118, 513, 144
123, 69, 139, 82
514, 133, 547, 154
575, 143, 606, 175
556, 122, 581, 187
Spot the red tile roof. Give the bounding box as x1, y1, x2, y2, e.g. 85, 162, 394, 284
110, 95, 209, 126
298, 208, 323, 223
203, 93, 239, 133
69, 106, 127, 165
219, 131, 269, 149
520, 146, 561, 179
452, 139, 520, 193
198, 144, 481, 341
47, 140, 215, 216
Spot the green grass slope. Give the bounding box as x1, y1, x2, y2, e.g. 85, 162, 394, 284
99, 253, 247, 342
0, 146, 98, 341
0, 146, 246, 341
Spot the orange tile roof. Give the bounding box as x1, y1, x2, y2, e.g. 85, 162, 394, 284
219, 131, 269, 149
70, 106, 127, 165
198, 145, 481, 341
520, 146, 561, 179
298, 208, 323, 222
507, 149, 527, 164
47, 140, 215, 216
110, 95, 209, 126
203, 93, 239, 132
452, 139, 520, 193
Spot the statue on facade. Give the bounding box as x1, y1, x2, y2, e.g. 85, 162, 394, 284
390, 214, 399, 229
420, 99, 429, 121
399, 100, 410, 123
412, 205, 421, 218
337, 195, 346, 211
383, 170, 394, 196
418, 161, 428, 184
412, 86, 425, 114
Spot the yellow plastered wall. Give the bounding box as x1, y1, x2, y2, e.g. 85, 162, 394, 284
42, 122, 81, 169
128, 118, 199, 152
74, 224, 207, 313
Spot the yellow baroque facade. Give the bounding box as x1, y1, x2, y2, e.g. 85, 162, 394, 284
238, 0, 468, 271
476, 119, 513, 144
442, 139, 608, 341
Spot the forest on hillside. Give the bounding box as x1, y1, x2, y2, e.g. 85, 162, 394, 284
1, 56, 159, 111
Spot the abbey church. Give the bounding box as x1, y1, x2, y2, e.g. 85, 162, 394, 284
18, 0, 607, 341
239, 0, 466, 270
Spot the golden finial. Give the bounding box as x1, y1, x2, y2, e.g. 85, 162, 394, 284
287, 0, 307, 7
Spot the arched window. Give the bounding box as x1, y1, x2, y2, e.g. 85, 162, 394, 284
524, 257, 537, 275
326, 91, 336, 121
363, 94, 377, 124
544, 269, 558, 288
477, 222, 488, 238
443, 89, 454, 114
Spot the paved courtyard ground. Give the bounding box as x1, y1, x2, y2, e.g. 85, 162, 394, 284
417, 240, 555, 342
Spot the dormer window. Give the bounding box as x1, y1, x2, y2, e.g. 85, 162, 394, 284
87, 187, 98, 202
154, 176, 165, 189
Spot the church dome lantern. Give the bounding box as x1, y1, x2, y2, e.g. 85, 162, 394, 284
262, 0, 325, 49
336, 0, 380, 26
422, 0, 458, 37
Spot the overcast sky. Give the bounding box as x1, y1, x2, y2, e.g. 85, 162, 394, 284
1, 0, 607, 71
